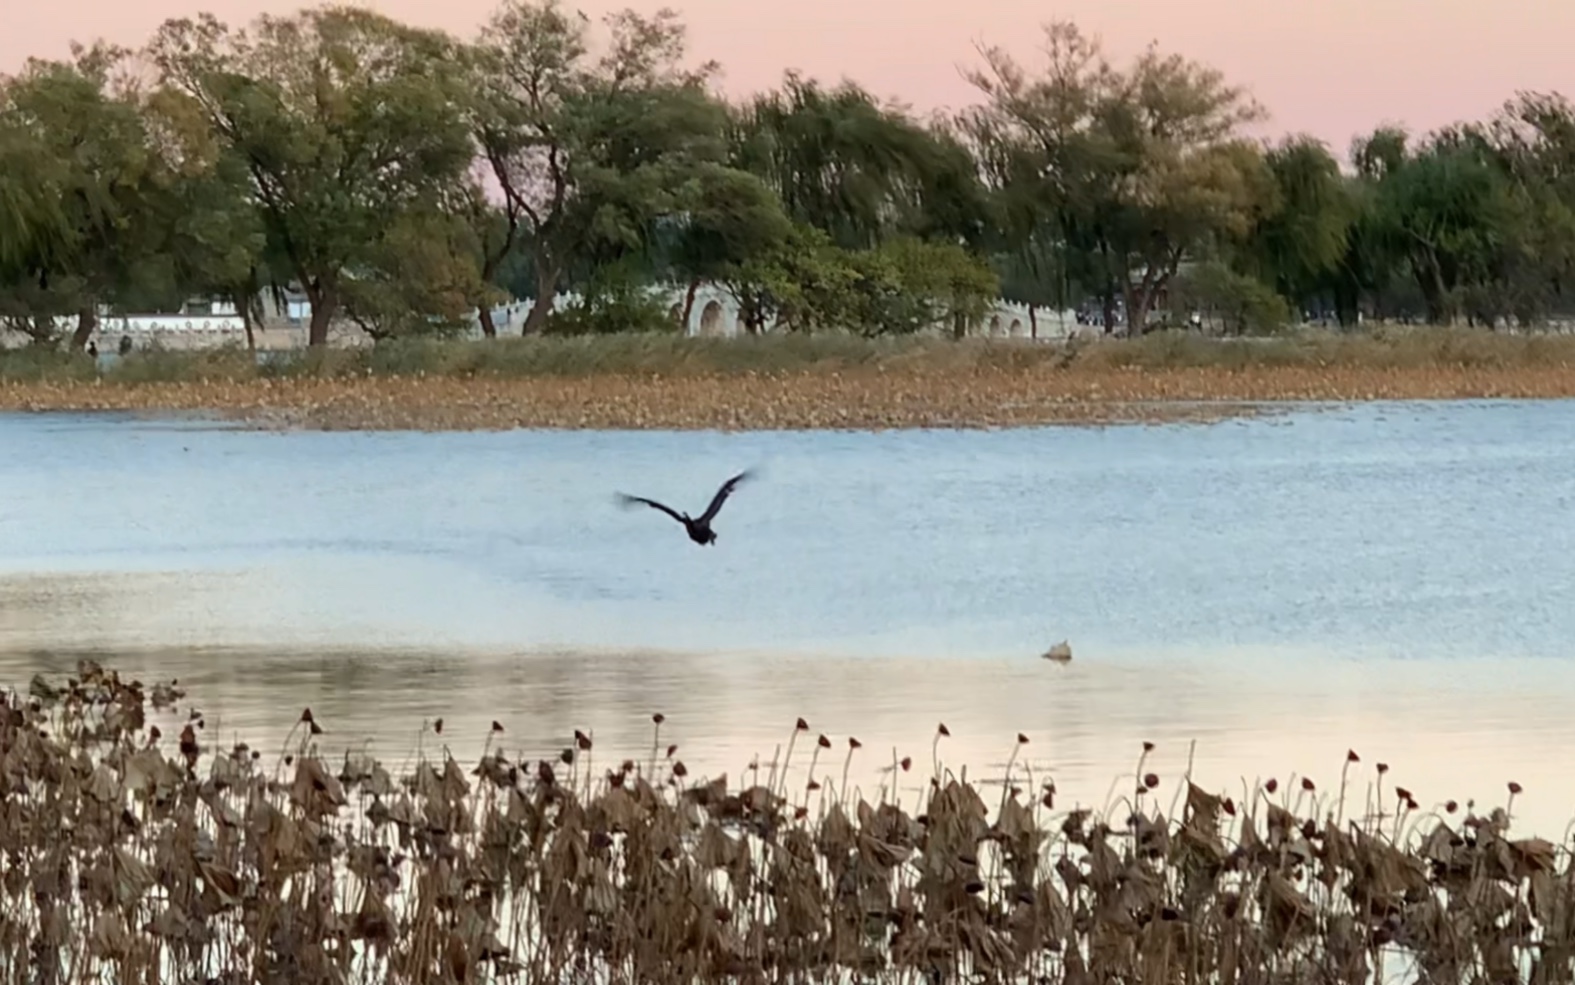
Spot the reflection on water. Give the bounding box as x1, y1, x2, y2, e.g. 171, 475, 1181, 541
7, 638, 1575, 840
4, 403, 1575, 838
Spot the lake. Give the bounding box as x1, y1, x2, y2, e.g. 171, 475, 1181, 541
2, 400, 1574, 836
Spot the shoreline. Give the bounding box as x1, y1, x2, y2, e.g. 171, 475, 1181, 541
4, 363, 1575, 431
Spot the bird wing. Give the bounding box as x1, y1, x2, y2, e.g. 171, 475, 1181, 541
616, 493, 686, 525
697, 469, 755, 525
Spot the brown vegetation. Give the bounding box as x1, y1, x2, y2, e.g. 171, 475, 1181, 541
3, 328, 1575, 430
1, 659, 1563, 984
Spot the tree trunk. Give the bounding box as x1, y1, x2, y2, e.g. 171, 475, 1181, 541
1125, 279, 1157, 337
1096, 240, 1119, 335
1333, 276, 1361, 328
1125, 251, 1182, 337
70, 306, 98, 352
1124, 276, 1148, 336
522, 261, 560, 336
229, 285, 259, 354
738, 293, 769, 334
308, 298, 336, 347
477, 235, 512, 340
299, 274, 340, 347
522, 294, 554, 336
1028, 304, 1038, 340
680, 278, 700, 333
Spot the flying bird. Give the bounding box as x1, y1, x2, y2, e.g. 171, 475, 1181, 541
616, 469, 756, 546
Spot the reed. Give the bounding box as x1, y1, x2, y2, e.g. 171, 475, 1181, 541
11, 324, 1575, 385
1, 660, 1564, 984
6, 327, 1575, 432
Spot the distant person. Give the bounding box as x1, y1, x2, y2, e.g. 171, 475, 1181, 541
86, 341, 98, 357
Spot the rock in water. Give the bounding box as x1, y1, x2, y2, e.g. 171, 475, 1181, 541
1042, 640, 1072, 663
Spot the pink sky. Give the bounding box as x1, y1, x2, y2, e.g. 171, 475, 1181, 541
7, 0, 1572, 162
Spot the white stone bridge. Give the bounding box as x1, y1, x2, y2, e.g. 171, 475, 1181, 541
2, 283, 1088, 351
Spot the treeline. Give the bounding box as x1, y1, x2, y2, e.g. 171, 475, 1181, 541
3, 2, 1575, 350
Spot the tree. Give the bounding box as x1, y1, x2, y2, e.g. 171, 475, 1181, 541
1234, 136, 1357, 315
963, 22, 1129, 331
1473, 92, 1575, 324
847, 237, 999, 338
1169, 259, 1291, 334
340, 208, 494, 340
1353, 126, 1515, 325
649, 162, 795, 328
470, 0, 736, 335
0, 116, 67, 274
966, 21, 1273, 334
707, 222, 996, 336
957, 110, 1071, 333
1096, 46, 1274, 333
148, 6, 477, 346
444, 165, 521, 337
715, 221, 853, 333
140, 84, 275, 346
730, 72, 989, 252
0, 43, 165, 350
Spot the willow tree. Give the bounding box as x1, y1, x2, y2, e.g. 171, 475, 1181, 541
148, 6, 476, 346
469, 0, 744, 335
966, 21, 1274, 333
1472, 92, 1575, 324
1351, 126, 1517, 325
730, 72, 988, 251
0, 43, 162, 349
1234, 136, 1358, 312
957, 93, 1075, 332
0, 117, 67, 273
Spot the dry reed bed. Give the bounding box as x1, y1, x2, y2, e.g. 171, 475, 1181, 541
0, 372, 1266, 430
2, 661, 1568, 985
4, 328, 1575, 430
3, 365, 1575, 431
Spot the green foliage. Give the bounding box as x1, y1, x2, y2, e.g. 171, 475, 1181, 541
1169, 260, 1292, 334
710, 226, 997, 336
147, 5, 477, 343
1270, 141, 1356, 270
0, 115, 67, 272
842, 237, 1000, 337
1233, 137, 1356, 302
716, 222, 848, 333
654, 163, 796, 293
731, 73, 991, 252
0, 44, 168, 348
341, 210, 498, 341
963, 22, 1272, 334
543, 261, 681, 336
3, 4, 1575, 346
470, 0, 747, 334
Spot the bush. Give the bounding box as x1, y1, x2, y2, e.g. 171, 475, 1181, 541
1170, 261, 1294, 335
543, 279, 682, 337
0, 344, 96, 382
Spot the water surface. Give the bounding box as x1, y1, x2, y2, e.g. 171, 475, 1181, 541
2, 402, 1573, 835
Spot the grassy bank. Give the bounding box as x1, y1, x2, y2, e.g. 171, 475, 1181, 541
0, 660, 1561, 984
4, 326, 1575, 430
